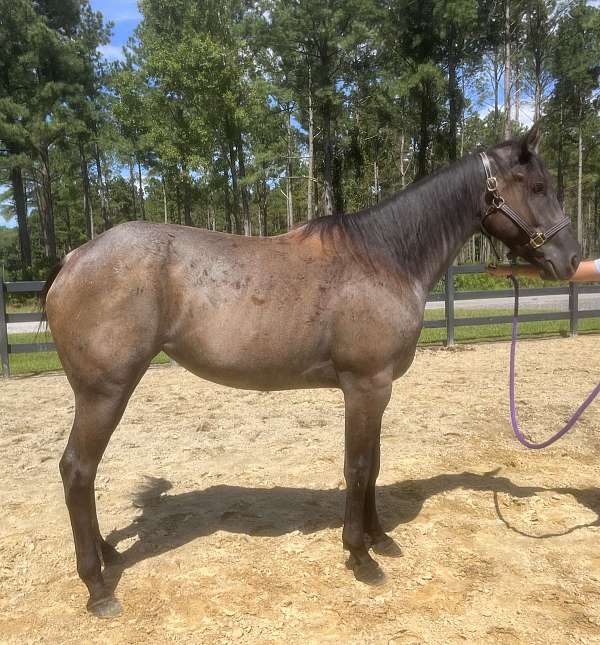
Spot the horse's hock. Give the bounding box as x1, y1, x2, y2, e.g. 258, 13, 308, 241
2, 336, 600, 642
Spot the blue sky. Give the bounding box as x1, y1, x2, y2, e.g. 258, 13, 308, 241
93, 0, 140, 61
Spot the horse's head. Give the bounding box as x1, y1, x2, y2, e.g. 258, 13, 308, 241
480, 126, 579, 280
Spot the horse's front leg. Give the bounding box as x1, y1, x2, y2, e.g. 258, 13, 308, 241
340, 371, 392, 584
364, 442, 403, 558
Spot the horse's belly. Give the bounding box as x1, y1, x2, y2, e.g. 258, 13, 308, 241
163, 337, 339, 391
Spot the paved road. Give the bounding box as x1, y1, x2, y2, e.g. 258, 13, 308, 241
425, 292, 600, 312
7, 293, 600, 335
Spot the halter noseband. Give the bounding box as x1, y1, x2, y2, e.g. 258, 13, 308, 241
479, 152, 570, 250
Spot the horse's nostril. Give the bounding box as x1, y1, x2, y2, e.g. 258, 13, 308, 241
571, 254, 580, 272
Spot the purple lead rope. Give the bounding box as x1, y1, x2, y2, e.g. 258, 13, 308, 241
508, 274, 600, 449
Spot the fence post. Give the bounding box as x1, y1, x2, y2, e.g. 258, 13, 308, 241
0, 278, 9, 377
569, 281, 579, 337
445, 266, 455, 346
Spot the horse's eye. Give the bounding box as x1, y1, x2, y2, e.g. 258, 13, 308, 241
532, 182, 545, 194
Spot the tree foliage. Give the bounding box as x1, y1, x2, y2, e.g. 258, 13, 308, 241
1, 0, 599, 279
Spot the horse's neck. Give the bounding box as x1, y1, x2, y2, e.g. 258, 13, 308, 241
372, 156, 482, 296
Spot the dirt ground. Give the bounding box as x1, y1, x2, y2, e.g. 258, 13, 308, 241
2, 337, 600, 644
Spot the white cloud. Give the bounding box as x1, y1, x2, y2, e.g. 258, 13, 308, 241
91, 0, 140, 22
99, 44, 125, 61
474, 98, 536, 128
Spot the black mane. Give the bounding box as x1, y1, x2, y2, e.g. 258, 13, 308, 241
300, 151, 494, 279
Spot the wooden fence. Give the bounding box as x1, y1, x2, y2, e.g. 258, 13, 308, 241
2, 264, 600, 378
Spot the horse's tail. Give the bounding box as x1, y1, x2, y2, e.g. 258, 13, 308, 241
39, 260, 64, 324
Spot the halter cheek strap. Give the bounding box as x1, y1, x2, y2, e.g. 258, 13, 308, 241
479, 152, 571, 250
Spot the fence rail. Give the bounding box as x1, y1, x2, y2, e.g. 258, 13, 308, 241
2, 264, 600, 378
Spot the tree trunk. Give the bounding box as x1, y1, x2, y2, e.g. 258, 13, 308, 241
223, 170, 233, 234
322, 99, 334, 217
137, 158, 146, 220
64, 204, 73, 253
307, 64, 315, 220
492, 49, 501, 139
534, 75, 542, 122
416, 81, 432, 179
557, 103, 565, 206
227, 142, 241, 234
332, 153, 344, 214
514, 57, 520, 127
503, 0, 512, 140
175, 182, 182, 225
460, 70, 465, 158
129, 157, 138, 220
93, 143, 111, 230
399, 132, 409, 189
10, 165, 32, 275
237, 134, 251, 236
286, 110, 294, 230
182, 169, 192, 226
256, 174, 268, 237
38, 145, 57, 263
447, 30, 461, 162
162, 176, 168, 224
78, 141, 94, 238
577, 118, 583, 244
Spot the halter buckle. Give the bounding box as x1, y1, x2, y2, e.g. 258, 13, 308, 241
486, 177, 498, 192
529, 232, 546, 249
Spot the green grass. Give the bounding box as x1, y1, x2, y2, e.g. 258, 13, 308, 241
5, 308, 600, 376
419, 307, 600, 345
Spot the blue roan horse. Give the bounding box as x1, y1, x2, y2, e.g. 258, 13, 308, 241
43, 127, 579, 617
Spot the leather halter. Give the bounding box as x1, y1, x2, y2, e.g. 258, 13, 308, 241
479, 152, 571, 250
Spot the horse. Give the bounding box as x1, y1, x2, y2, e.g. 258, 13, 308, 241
43, 126, 579, 617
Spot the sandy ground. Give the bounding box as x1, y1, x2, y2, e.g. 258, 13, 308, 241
2, 337, 600, 644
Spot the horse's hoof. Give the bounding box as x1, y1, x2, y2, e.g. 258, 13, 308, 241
371, 536, 403, 558
87, 595, 123, 619
348, 558, 386, 586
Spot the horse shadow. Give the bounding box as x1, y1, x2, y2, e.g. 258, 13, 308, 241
102, 470, 600, 595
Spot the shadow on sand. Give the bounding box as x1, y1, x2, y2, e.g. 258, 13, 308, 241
102, 470, 600, 595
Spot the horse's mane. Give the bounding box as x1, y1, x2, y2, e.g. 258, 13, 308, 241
300, 142, 520, 276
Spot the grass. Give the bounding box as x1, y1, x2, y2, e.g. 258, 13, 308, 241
419, 307, 600, 344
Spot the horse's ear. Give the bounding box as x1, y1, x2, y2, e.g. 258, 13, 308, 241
521, 124, 542, 160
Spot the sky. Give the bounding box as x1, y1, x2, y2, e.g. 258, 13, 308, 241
94, 0, 140, 61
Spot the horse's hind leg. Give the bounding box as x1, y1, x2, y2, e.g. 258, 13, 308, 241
90, 489, 121, 565
60, 384, 137, 617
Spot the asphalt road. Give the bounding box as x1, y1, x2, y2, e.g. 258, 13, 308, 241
425, 292, 600, 312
